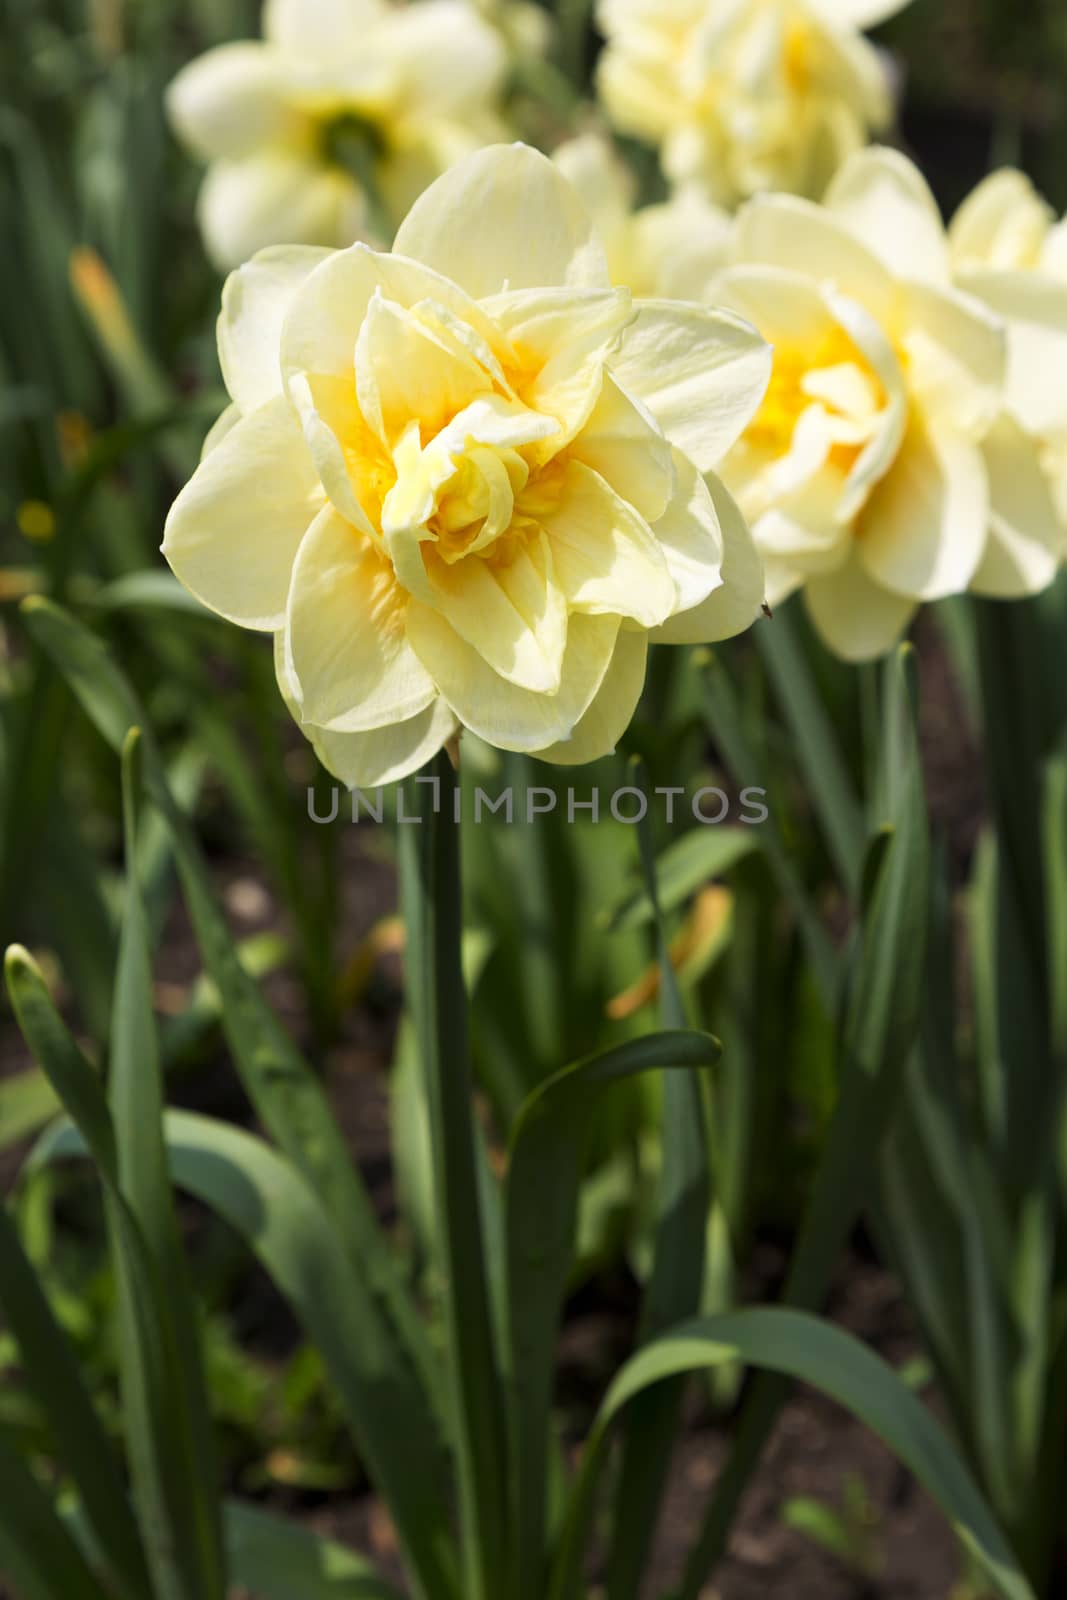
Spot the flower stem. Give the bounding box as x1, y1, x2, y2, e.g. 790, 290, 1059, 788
399, 752, 507, 1600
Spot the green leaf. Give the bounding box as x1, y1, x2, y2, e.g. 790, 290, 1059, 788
223, 1501, 406, 1600
505, 1028, 720, 1600
111, 729, 226, 1598
601, 827, 757, 931
399, 756, 507, 1600
756, 604, 866, 896
550, 1310, 1035, 1600
0, 1066, 60, 1151
0, 1431, 114, 1600
36, 1109, 461, 1600
680, 644, 930, 1597
605, 764, 711, 1600
0, 1199, 149, 1599
21, 596, 445, 1446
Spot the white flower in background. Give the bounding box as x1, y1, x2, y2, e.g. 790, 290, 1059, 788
595, 0, 910, 208
554, 132, 731, 300
162, 145, 772, 788
947, 170, 1067, 592
474, 0, 554, 57
704, 147, 1019, 661
167, 0, 508, 270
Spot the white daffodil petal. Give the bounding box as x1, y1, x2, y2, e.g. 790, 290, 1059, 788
957, 267, 1067, 438
649, 447, 724, 615
733, 194, 895, 320
286, 372, 380, 536
167, 44, 301, 163
571, 373, 674, 521
355, 292, 491, 445
200, 403, 241, 459
393, 143, 610, 299
531, 628, 648, 765
422, 531, 568, 692
198, 152, 357, 271
608, 300, 772, 472
162, 394, 323, 630
972, 413, 1067, 598
286, 505, 436, 731
949, 170, 1054, 272
857, 410, 988, 601
382, 1, 506, 117
825, 146, 950, 285
539, 461, 676, 625
407, 605, 620, 751
263, 0, 388, 54
901, 280, 1006, 439
281, 243, 507, 387
805, 542, 916, 661
219, 245, 333, 412
652, 472, 765, 644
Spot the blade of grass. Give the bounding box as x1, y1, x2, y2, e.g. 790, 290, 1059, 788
0, 1432, 115, 1600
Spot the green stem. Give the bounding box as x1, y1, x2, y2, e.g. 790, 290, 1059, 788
399, 752, 507, 1600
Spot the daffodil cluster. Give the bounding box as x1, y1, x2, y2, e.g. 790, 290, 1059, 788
595, 0, 911, 208
167, 0, 508, 269
163, 145, 772, 786
680, 148, 1067, 660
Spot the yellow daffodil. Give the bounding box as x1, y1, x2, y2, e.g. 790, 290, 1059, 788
702, 147, 1013, 661
167, 0, 507, 270
554, 133, 731, 300
946, 171, 1067, 595
162, 144, 771, 786
595, 0, 909, 208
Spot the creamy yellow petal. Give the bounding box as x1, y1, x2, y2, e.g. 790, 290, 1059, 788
900, 281, 1005, 439
956, 268, 1067, 439
539, 461, 676, 626
652, 473, 765, 644
571, 373, 674, 522
218, 245, 333, 413
805, 543, 916, 662
530, 628, 648, 766
197, 152, 358, 271
355, 292, 492, 446
167, 44, 302, 162
200, 403, 241, 459
972, 414, 1067, 598
825, 146, 950, 285
733, 194, 895, 322
286, 505, 436, 731
393, 143, 609, 299
406, 605, 620, 751
821, 285, 908, 517
648, 448, 724, 615
281, 243, 507, 387
162, 394, 323, 630
422, 530, 567, 692
285, 371, 380, 537
805, 0, 913, 28
949, 170, 1053, 272
607, 300, 771, 472
263, 0, 388, 54
274, 632, 455, 786
378, 1, 506, 116
857, 411, 988, 601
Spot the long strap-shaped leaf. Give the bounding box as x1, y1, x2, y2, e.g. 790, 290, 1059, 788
110, 730, 227, 1597
604, 764, 710, 1600
6, 946, 216, 1600
19, 600, 449, 1460
0, 1199, 149, 1599
548, 1309, 1036, 1600
505, 1028, 720, 1600
679, 643, 931, 1595
0, 1431, 115, 1600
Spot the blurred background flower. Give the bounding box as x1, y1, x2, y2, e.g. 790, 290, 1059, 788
167, 0, 509, 268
